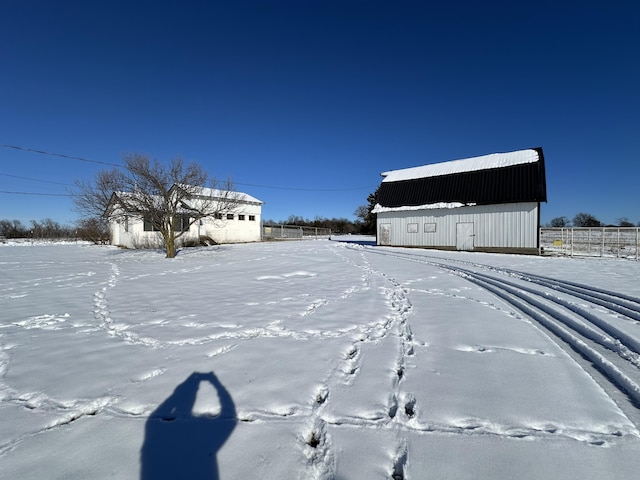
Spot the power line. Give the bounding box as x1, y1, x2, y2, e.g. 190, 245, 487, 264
0, 144, 121, 167
0, 173, 76, 187
0, 143, 377, 192
233, 181, 375, 192
0, 190, 75, 196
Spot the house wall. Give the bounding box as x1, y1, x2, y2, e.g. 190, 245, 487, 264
376, 202, 540, 253
201, 203, 262, 244
109, 216, 164, 249
109, 203, 262, 248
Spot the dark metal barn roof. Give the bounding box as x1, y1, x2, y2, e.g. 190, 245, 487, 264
376, 147, 547, 208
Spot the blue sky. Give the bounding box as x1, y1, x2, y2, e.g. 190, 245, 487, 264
1, 0, 639, 227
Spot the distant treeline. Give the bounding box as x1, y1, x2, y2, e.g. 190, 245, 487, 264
0, 218, 76, 239
547, 213, 639, 228
0, 217, 110, 244
264, 215, 373, 235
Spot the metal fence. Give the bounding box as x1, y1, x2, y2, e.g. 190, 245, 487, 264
540, 227, 640, 260
262, 224, 332, 240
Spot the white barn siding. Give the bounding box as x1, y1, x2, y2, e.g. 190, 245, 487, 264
376, 202, 539, 252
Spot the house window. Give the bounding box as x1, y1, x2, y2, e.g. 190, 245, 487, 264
249, 215, 256, 221
144, 215, 159, 232
226, 214, 234, 220
238, 214, 245, 221
424, 223, 436, 233
175, 215, 190, 232
407, 223, 418, 233
143, 215, 190, 232
214, 213, 223, 220
124, 216, 129, 233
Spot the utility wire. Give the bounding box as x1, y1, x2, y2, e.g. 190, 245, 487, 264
0, 143, 377, 192
0, 173, 76, 187
0, 144, 121, 167
233, 181, 375, 192
0, 190, 75, 196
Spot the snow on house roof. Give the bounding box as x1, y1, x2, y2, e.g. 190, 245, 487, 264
196, 188, 263, 205
177, 185, 263, 204
381, 148, 540, 183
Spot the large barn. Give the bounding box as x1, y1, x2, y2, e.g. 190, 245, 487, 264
373, 148, 547, 254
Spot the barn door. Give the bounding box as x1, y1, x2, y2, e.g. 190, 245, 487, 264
379, 224, 391, 246
456, 222, 474, 251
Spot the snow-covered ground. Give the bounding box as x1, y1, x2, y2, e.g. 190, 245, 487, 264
1, 238, 640, 479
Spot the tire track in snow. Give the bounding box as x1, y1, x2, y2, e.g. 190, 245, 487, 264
362, 247, 640, 425
329, 245, 632, 463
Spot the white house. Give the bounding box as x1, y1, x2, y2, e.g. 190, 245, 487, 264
373, 148, 547, 254
107, 186, 264, 249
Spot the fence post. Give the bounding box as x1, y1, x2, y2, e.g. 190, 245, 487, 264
538, 228, 541, 256
571, 228, 574, 257
601, 227, 605, 257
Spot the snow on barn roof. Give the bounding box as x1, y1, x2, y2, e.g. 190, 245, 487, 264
375, 147, 547, 209
381, 148, 540, 183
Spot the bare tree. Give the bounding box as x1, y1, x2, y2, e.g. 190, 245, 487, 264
76, 217, 110, 245
616, 217, 634, 227
354, 186, 379, 234
73, 168, 123, 220
573, 212, 601, 227
74, 154, 240, 258
0, 219, 27, 238
549, 216, 570, 227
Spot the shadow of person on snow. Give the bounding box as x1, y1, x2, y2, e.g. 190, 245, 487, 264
140, 372, 236, 480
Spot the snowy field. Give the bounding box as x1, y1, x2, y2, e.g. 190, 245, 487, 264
2, 238, 640, 479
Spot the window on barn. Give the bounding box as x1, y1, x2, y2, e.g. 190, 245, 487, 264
238, 214, 245, 221
226, 214, 234, 220
407, 223, 418, 233
424, 223, 436, 233
249, 215, 256, 221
